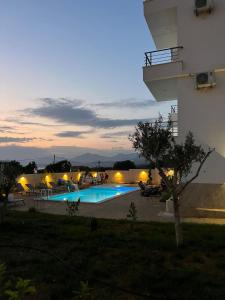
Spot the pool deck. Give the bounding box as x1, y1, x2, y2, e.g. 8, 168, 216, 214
14, 189, 225, 225
15, 190, 173, 222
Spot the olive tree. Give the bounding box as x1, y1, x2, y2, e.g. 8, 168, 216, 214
0, 161, 23, 224
129, 116, 214, 247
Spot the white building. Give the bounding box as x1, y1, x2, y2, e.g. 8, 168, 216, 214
143, 0, 225, 216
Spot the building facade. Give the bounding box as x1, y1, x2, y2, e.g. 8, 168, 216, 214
143, 0, 225, 216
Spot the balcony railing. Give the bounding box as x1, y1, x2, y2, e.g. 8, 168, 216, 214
144, 46, 183, 67
162, 121, 178, 137
171, 105, 177, 114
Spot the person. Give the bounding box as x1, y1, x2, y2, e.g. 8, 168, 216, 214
138, 181, 146, 191
100, 173, 104, 183
104, 173, 109, 183
160, 178, 167, 192
138, 180, 161, 197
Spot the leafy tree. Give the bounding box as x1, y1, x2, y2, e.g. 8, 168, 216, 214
0, 161, 23, 224
45, 160, 71, 173
72, 166, 91, 172
129, 116, 214, 247
113, 160, 136, 170
23, 161, 37, 174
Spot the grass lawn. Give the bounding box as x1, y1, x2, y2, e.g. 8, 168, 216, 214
1, 211, 225, 300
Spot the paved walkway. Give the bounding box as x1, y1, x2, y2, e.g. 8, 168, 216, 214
14, 190, 225, 225
15, 190, 174, 222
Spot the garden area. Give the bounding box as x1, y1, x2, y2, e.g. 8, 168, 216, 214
1, 211, 225, 300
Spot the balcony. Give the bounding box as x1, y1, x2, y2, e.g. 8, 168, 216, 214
144, 0, 178, 49
143, 47, 183, 101
170, 104, 178, 124
156, 120, 178, 137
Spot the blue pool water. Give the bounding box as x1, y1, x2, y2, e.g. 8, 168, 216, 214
47, 185, 139, 203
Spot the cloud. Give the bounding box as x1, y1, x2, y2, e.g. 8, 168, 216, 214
25, 98, 152, 128
0, 126, 15, 131
55, 130, 93, 138
101, 130, 131, 139
94, 98, 158, 108
6, 118, 62, 127
0, 137, 35, 143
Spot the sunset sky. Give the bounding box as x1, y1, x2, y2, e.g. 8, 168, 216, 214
0, 0, 175, 162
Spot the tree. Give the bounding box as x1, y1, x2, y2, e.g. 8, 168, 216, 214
23, 161, 37, 174
0, 161, 23, 224
113, 160, 136, 170
45, 160, 71, 173
129, 116, 214, 247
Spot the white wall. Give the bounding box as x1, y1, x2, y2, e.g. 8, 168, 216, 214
144, 0, 225, 184
177, 0, 225, 183
178, 0, 225, 73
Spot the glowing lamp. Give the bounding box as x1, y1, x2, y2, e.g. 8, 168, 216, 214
167, 169, 174, 177
63, 174, 68, 180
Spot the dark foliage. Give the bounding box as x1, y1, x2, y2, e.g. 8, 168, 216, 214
129, 116, 213, 246
1, 212, 225, 300
45, 160, 72, 173
113, 160, 136, 170
23, 161, 37, 174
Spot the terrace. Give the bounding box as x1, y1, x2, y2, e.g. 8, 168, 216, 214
143, 47, 183, 101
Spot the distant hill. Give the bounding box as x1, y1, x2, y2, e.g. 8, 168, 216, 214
18, 152, 148, 169
70, 152, 147, 168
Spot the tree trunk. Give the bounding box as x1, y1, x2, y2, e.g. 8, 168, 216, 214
0, 202, 5, 224
0, 195, 8, 225
173, 197, 183, 247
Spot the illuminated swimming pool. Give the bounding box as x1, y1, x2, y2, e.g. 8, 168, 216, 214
47, 185, 139, 203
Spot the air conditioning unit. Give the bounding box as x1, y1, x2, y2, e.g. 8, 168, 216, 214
195, 71, 216, 89
194, 0, 214, 16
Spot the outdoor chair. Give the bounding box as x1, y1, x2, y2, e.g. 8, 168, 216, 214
25, 183, 35, 192
25, 183, 40, 196
138, 181, 161, 197
49, 181, 67, 193
15, 183, 26, 194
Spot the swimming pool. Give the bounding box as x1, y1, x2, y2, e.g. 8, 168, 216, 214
47, 185, 139, 203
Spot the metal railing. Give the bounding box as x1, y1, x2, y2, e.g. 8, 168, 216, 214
171, 105, 177, 114
144, 46, 183, 67
162, 121, 178, 137
171, 121, 178, 137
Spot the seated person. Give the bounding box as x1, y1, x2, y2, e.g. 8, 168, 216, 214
138, 181, 161, 197
138, 181, 146, 191
160, 179, 167, 192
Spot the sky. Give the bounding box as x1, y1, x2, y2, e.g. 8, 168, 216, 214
0, 0, 175, 162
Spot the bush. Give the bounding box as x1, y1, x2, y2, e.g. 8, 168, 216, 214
28, 207, 37, 213
90, 218, 99, 232
66, 199, 80, 216
0, 262, 36, 300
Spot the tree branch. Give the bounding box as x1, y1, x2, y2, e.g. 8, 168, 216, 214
177, 148, 214, 196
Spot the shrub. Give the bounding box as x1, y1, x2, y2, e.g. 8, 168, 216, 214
28, 207, 37, 213
90, 218, 99, 232
0, 262, 36, 300
66, 198, 80, 216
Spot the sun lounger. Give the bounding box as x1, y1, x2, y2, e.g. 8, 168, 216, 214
7, 194, 25, 207
138, 181, 161, 197
8, 198, 25, 207
15, 183, 26, 194
25, 183, 36, 193
49, 181, 67, 193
